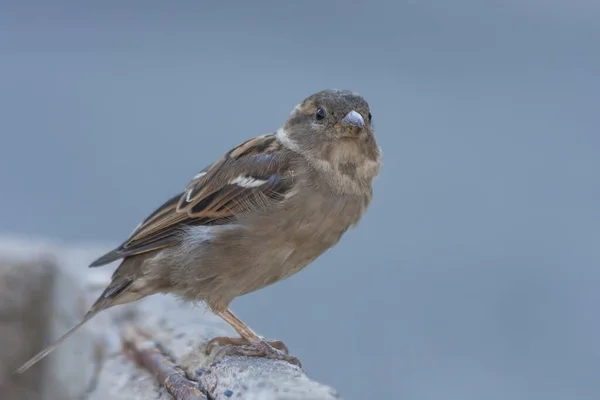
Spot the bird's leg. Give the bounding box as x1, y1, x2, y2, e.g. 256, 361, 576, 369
206, 308, 284, 351
206, 308, 301, 368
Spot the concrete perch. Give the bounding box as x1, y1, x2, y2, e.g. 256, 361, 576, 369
0, 236, 341, 400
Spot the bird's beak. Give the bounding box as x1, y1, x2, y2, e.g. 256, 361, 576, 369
341, 110, 364, 129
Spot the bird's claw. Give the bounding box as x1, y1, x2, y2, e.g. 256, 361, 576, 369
205, 337, 301, 368
206, 336, 289, 354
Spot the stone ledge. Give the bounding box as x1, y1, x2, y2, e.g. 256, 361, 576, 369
0, 236, 340, 400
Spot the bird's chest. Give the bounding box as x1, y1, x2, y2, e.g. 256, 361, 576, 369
236, 191, 368, 294
271, 195, 366, 276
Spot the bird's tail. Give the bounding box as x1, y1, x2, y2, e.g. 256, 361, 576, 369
16, 254, 150, 374
15, 311, 98, 374
14, 279, 129, 374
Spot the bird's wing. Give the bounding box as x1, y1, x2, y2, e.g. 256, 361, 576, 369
90, 134, 296, 267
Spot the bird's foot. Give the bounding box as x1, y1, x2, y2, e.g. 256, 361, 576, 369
206, 336, 289, 354
206, 336, 301, 368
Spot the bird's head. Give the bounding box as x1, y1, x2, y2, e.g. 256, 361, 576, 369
277, 89, 381, 192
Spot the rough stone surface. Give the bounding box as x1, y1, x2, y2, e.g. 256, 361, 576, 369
0, 256, 54, 400
0, 236, 340, 399
134, 296, 340, 400
88, 354, 174, 400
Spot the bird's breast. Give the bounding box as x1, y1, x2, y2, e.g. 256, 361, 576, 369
262, 192, 369, 274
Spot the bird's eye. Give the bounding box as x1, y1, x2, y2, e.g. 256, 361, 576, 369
315, 108, 326, 121
368, 112, 372, 123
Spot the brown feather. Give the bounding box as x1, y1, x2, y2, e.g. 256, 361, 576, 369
89, 134, 293, 268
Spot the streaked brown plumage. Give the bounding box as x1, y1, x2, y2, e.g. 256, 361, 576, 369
17, 89, 381, 373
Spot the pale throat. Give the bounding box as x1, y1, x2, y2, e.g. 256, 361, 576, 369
276, 127, 380, 194
276, 127, 301, 153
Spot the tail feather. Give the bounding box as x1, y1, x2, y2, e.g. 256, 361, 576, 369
15, 281, 132, 374
17, 253, 153, 374
15, 285, 126, 375
15, 312, 98, 374
89, 248, 124, 267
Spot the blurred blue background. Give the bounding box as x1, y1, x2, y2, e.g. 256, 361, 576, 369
1, 1, 599, 399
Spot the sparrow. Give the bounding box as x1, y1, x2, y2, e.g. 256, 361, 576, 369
17, 88, 381, 373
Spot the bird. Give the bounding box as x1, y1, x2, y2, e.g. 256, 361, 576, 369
16, 88, 381, 373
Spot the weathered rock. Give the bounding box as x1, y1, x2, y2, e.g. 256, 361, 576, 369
0, 236, 340, 400
0, 256, 54, 400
